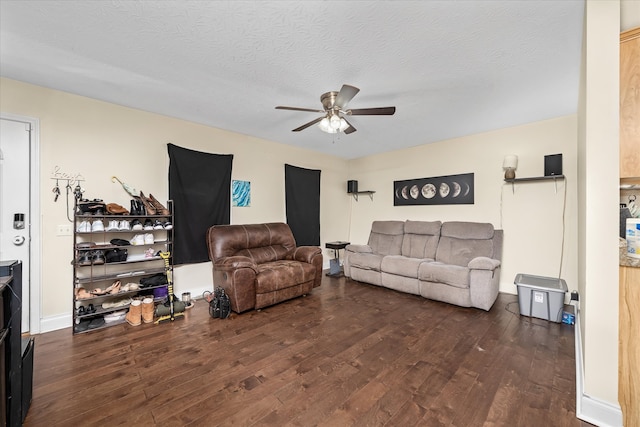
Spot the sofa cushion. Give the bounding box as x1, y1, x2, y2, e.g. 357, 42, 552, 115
368, 221, 405, 256
418, 262, 470, 289
207, 223, 296, 263
401, 220, 441, 259
381, 255, 429, 278
441, 221, 495, 240
349, 252, 385, 271
254, 260, 316, 293
435, 222, 496, 267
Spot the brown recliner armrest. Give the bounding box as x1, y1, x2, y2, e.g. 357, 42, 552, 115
292, 246, 321, 263
292, 246, 323, 288
213, 256, 259, 313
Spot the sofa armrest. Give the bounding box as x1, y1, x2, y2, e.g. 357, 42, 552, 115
345, 244, 373, 254
293, 246, 323, 288
212, 256, 259, 313
468, 256, 500, 271
293, 246, 322, 264
468, 258, 501, 311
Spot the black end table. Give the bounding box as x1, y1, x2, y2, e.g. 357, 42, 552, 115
325, 241, 349, 277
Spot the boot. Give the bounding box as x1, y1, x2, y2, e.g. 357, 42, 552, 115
130, 199, 139, 215
139, 192, 157, 215
141, 297, 154, 323
126, 300, 142, 326
148, 194, 170, 216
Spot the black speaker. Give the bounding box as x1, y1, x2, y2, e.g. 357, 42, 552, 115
544, 154, 563, 176
347, 180, 358, 193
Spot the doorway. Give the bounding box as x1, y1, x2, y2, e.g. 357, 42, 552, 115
0, 114, 41, 334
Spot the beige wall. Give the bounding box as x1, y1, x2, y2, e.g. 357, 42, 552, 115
577, 0, 621, 409
347, 116, 579, 297
0, 77, 350, 322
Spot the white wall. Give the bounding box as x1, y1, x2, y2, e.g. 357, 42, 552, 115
347, 116, 579, 296
0, 77, 350, 326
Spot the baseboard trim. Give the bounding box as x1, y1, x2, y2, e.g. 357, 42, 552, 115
572, 301, 623, 427
40, 313, 71, 334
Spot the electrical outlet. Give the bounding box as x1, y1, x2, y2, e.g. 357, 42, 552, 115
57, 224, 72, 236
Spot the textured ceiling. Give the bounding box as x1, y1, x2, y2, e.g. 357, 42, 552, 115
0, 1, 584, 159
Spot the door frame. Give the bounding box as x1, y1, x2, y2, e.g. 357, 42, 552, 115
1, 112, 41, 334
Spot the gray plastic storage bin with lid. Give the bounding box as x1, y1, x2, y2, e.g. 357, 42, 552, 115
514, 273, 568, 323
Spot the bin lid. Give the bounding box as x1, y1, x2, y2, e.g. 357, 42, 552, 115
514, 273, 568, 292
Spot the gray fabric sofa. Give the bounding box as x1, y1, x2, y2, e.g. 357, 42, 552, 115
344, 220, 503, 310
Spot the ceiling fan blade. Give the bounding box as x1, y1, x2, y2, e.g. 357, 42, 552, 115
334, 84, 360, 109
342, 117, 357, 134
276, 106, 325, 113
292, 116, 324, 132
348, 107, 396, 116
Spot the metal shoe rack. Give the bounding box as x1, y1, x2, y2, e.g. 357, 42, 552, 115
72, 200, 174, 334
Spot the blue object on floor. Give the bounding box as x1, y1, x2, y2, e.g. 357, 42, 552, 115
562, 312, 575, 325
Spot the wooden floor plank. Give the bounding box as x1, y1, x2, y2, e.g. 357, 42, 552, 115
23, 274, 593, 426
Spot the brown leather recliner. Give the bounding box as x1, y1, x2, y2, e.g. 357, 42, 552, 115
206, 222, 323, 313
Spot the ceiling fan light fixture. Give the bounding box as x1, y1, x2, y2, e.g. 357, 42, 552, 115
318, 116, 335, 133
330, 114, 341, 130
318, 114, 350, 134
278, 84, 396, 135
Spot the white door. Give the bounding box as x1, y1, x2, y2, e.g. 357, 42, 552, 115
0, 117, 31, 332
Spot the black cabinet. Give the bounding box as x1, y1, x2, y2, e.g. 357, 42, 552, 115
0, 260, 33, 426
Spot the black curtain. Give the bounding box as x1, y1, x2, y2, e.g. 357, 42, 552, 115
285, 164, 320, 246
168, 144, 233, 265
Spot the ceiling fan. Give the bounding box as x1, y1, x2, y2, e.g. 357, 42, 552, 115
275, 84, 396, 134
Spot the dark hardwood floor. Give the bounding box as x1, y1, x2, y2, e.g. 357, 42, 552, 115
24, 274, 594, 426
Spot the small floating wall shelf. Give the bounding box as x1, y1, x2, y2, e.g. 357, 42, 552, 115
504, 175, 565, 193
352, 191, 375, 201
504, 175, 565, 183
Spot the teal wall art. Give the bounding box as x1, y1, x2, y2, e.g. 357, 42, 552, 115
232, 180, 251, 207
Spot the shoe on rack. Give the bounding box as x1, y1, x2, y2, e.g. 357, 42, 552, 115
139, 192, 157, 215
144, 233, 154, 245
153, 220, 164, 230
78, 251, 92, 266
74, 320, 90, 333
143, 219, 154, 230
121, 283, 140, 292
118, 220, 131, 231
87, 317, 105, 330
106, 220, 120, 231
75, 287, 93, 299
91, 220, 104, 232
92, 250, 106, 265
148, 194, 170, 216
106, 280, 121, 294
163, 221, 173, 230
76, 220, 91, 233
135, 198, 147, 216
102, 297, 132, 309
131, 219, 143, 231
130, 234, 145, 246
